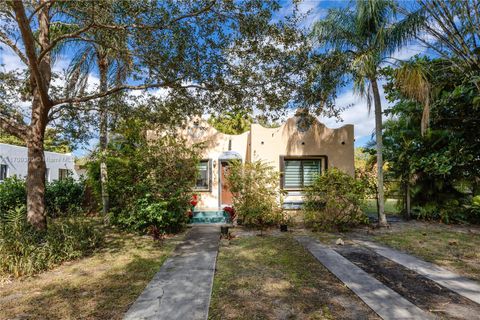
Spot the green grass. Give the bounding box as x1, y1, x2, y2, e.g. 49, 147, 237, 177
374, 225, 480, 281
361, 198, 400, 216
0, 227, 183, 320
209, 234, 379, 320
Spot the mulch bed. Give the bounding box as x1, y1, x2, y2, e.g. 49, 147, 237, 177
334, 245, 480, 320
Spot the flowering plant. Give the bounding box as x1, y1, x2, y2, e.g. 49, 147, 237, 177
223, 206, 236, 221
190, 194, 199, 208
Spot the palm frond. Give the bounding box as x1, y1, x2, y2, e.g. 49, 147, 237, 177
311, 8, 360, 51
394, 61, 431, 134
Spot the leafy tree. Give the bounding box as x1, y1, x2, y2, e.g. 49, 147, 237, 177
0, 129, 71, 153
311, 0, 424, 226
208, 110, 253, 134
382, 58, 480, 223
0, 1, 305, 229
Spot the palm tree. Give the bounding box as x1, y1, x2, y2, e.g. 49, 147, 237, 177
66, 10, 132, 217
312, 0, 424, 226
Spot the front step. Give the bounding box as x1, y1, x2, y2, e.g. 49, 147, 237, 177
190, 210, 230, 224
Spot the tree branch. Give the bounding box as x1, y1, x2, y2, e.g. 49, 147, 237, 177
52, 81, 212, 106
0, 113, 28, 140
37, 22, 94, 62
0, 31, 29, 66
9, 0, 51, 108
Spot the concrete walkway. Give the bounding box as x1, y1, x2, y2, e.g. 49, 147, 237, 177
357, 240, 480, 305
124, 225, 220, 320
296, 236, 434, 320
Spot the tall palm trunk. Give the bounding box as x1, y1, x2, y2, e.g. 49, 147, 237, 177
371, 77, 388, 226
98, 56, 109, 216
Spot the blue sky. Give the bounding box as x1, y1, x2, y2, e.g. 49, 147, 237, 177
0, 0, 427, 157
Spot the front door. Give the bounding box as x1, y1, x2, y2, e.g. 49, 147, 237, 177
220, 162, 233, 206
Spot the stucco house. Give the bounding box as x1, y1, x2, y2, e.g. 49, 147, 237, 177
0, 143, 80, 182
157, 113, 354, 215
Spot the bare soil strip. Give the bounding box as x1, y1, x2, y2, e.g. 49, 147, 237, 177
296, 236, 433, 320
335, 245, 480, 320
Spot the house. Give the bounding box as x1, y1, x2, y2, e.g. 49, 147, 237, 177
0, 143, 80, 182
154, 113, 354, 214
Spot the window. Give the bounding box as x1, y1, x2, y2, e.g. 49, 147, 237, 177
45, 168, 50, 182
0, 164, 7, 181
283, 158, 322, 189
195, 160, 210, 190
59, 169, 70, 180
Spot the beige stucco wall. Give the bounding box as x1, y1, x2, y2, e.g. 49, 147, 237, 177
147, 116, 354, 209
250, 117, 354, 175
148, 120, 249, 209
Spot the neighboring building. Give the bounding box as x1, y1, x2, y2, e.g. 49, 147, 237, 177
151, 113, 354, 210
0, 143, 79, 182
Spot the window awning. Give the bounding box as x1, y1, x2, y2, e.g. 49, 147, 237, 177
218, 151, 242, 161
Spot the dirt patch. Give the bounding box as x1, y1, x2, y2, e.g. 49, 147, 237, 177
335, 245, 480, 320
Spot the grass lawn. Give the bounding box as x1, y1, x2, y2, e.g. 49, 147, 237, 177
209, 234, 379, 320
361, 198, 400, 217
373, 223, 480, 281
0, 227, 183, 320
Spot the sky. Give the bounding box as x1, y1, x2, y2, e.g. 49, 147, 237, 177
0, 0, 428, 156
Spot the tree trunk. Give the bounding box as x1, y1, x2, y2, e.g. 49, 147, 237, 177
371, 77, 388, 227
98, 56, 109, 216
405, 179, 411, 219
26, 96, 48, 230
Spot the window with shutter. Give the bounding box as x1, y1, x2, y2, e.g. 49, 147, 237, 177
195, 160, 210, 190
283, 158, 322, 189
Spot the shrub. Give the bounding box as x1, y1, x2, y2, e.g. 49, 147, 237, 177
303, 168, 368, 231
115, 195, 187, 234
46, 177, 85, 217
0, 177, 27, 218
0, 206, 103, 277
227, 160, 284, 231
90, 135, 201, 234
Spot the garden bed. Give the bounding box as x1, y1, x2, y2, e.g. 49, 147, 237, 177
0, 227, 183, 320
335, 245, 480, 319
209, 233, 380, 319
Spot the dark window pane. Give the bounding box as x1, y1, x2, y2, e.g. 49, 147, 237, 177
196, 160, 209, 189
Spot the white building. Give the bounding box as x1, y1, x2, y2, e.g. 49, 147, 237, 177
0, 143, 79, 182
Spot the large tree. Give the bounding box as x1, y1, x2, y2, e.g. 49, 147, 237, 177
311, 0, 424, 226
0, 0, 305, 230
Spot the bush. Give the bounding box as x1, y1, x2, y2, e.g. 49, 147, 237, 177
0, 177, 26, 219
115, 195, 187, 234
89, 134, 201, 235
0, 206, 103, 277
227, 160, 284, 231
303, 168, 368, 231
46, 177, 85, 217
0, 176, 85, 218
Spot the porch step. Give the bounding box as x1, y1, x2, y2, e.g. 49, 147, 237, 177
190, 210, 230, 224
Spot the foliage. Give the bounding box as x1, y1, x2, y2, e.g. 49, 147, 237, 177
0, 177, 26, 219
0, 129, 72, 153
45, 177, 85, 217
0, 177, 85, 218
87, 119, 200, 234
381, 58, 480, 223
303, 169, 368, 231
0, 206, 103, 277
115, 196, 187, 235
226, 160, 284, 231
208, 110, 253, 135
